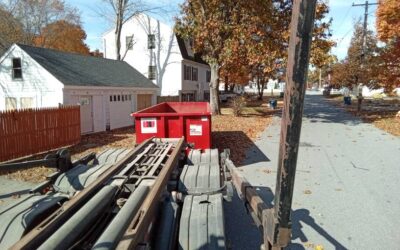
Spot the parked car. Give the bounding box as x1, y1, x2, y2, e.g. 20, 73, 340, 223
219, 92, 237, 102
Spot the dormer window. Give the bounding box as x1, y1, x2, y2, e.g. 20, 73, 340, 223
12, 58, 22, 79
148, 34, 155, 49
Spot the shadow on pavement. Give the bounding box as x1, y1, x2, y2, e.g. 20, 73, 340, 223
303, 95, 361, 126
225, 186, 347, 250
212, 131, 269, 165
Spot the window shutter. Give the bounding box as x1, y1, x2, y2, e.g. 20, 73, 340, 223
148, 34, 156, 49
148, 65, 157, 80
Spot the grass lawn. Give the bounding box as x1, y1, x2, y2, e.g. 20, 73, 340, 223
1, 95, 281, 183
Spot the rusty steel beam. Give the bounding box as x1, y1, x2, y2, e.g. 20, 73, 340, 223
269, 0, 317, 248
10, 137, 155, 250
116, 137, 185, 249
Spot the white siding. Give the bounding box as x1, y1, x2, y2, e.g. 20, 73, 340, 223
64, 86, 157, 132
103, 14, 207, 98
0, 45, 64, 110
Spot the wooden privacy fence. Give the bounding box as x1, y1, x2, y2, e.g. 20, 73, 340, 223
157, 95, 180, 103
0, 106, 81, 162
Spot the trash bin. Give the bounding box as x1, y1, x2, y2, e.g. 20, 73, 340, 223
269, 99, 277, 109
344, 96, 351, 105
131, 102, 212, 150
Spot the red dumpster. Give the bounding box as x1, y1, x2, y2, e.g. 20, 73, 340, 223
131, 102, 212, 150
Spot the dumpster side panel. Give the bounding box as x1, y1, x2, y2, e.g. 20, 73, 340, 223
135, 116, 164, 143
166, 116, 184, 139
184, 115, 211, 150
133, 102, 212, 149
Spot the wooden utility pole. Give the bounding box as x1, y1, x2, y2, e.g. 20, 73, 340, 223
265, 0, 317, 249
352, 1, 378, 113
352, 1, 378, 65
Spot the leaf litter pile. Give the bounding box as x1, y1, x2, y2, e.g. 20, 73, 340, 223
212, 96, 282, 165
1, 96, 280, 183
328, 96, 400, 136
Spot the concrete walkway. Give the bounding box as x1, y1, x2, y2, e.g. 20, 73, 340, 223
225, 93, 400, 250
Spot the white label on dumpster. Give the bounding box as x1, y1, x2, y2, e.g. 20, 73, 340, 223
189, 124, 202, 136
201, 116, 208, 121
141, 118, 157, 134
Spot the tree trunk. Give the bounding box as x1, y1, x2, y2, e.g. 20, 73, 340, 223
115, 21, 122, 60
224, 76, 228, 92
210, 63, 221, 115
318, 68, 322, 89
114, 0, 124, 61
256, 75, 261, 99
259, 81, 265, 100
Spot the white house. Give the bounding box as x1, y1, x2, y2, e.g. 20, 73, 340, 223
102, 14, 211, 101
0, 44, 158, 134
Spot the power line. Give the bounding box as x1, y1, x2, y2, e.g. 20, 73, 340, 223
352, 1, 378, 65
336, 6, 352, 31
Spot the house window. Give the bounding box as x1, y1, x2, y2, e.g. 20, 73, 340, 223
204, 91, 210, 101
12, 58, 22, 79
118, 95, 120, 101
5, 97, 17, 110
181, 92, 195, 102
148, 34, 156, 49
206, 70, 211, 83
110, 95, 113, 102
126, 35, 133, 50
184, 65, 192, 81
148, 65, 157, 80
192, 67, 198, 81
20, 97, 34, 109
113, 95, 117, 101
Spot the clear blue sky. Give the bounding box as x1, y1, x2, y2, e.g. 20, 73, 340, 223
66, 0, 378, 61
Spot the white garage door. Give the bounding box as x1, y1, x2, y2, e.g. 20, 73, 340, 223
109, 94, 134, 130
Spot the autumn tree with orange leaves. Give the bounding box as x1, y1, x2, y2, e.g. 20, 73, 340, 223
376, 0, 400, 91
0, 0, 92, 55
176, 1, 254, 114
34, 20, 90, 55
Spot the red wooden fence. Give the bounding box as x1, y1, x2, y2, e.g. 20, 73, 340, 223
0, 106, 81, 162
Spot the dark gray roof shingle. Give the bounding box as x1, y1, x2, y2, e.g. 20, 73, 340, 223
17, 44, 158, 89
176, 36, 209, 66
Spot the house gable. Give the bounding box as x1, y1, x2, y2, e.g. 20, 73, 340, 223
0, 44, 64, 110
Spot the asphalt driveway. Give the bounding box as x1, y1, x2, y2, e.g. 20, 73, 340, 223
225, 92, 400, 249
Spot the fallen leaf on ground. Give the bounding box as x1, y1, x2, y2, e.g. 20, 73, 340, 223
304, 242, 315, 248
303, 190, 312, 195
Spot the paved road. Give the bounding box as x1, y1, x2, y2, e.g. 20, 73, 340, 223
225, 93, 400, 250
